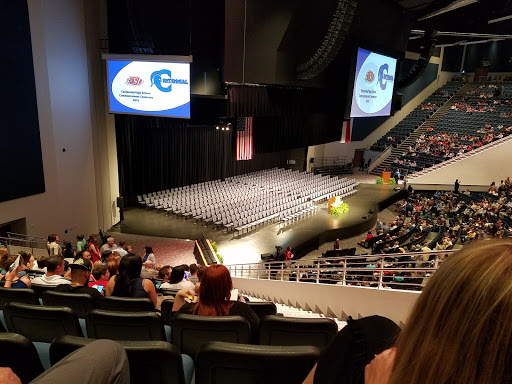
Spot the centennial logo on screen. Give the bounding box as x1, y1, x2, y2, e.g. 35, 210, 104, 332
126, 76, 143, 86
150, 69, 189, 93
378, 64, 394, 90
365, 70, 375, 84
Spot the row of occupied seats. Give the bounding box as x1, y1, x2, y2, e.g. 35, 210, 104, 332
1, 333, 319, 384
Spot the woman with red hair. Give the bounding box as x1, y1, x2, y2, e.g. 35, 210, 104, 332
175, 264, 259, 336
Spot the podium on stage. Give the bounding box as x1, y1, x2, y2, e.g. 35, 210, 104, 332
381, 172, 391, 184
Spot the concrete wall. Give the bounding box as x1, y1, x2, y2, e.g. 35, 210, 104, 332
233, 277, 419, 325
0, 0, 118, 240
411, 137, 512, 186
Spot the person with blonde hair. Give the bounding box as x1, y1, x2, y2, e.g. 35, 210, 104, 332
365, 240, 512, 384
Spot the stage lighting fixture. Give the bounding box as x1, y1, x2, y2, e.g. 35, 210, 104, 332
222, 127, 225, 130
216, 126, 219, 129
226, 127, 230, 131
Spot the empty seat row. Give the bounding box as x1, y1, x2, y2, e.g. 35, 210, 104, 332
1, 333, 319, 384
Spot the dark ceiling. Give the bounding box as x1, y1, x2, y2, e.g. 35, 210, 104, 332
394, 0, 512, 49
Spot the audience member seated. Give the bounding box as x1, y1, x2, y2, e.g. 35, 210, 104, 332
107, 259, 119, 277
140, 261, 159, 279
188, 264, 199, 284
175, 264, 260, 337
32, 256, 70, 287
100, 237, 118, 257
1, 256, 31, 288
106, 254, 157, 308
88, 263, 110, 290
54, 258, 103, 305
161, 266, 195, 290
158, 265, 172, 283
142, 246, 156, 265
19, 251, 35, 271
62, 241, 75, 262
32, 256, 48, 273
116, 241, 128, 258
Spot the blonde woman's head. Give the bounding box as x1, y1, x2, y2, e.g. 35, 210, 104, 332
390, 240, 512, 384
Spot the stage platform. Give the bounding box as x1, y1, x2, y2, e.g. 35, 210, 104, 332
110, 184, 404, 265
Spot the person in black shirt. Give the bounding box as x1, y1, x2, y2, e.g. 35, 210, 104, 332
54, 257, 103, 306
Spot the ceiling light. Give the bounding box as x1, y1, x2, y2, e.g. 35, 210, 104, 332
418, 0, 479, 21
216, 126, 219, 130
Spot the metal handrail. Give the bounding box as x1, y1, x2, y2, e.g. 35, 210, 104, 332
227, 250, 455, 290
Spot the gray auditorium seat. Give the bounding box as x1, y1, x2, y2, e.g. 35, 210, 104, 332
0, 333, 45, 383
171, 313, 251, 357
86, 309, 166, 341
98, 296, 155, 312
50, 335, 194, 384
195, 341, 319, 384
259, 315, 338, 349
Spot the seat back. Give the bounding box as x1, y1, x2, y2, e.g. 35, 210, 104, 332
246, 301, 277, 320
259, 315, 338, 349
0, 333, 45, 383
0, 287, 39, 309
98, 296, 154, 312
171, 313, 251, 357
195, 341, 319, 384
86, 309, 165, 341
160, 298, 175, 325
50, 336, 187, 384
42, 291, 95, 318
3, 302, 83, 342
31, 284, 56, 298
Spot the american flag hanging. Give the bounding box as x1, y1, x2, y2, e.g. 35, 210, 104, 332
236, 117, 253, 160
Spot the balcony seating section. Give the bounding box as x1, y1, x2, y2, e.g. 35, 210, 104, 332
371, 81, 463, 152
195, 341, 320, 384
394, 83, 512, 175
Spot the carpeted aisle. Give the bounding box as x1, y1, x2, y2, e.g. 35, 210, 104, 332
104, 232, 196, 267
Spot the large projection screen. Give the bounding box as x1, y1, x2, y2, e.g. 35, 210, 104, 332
104, 54, 192, 119
350, 48, 397, 118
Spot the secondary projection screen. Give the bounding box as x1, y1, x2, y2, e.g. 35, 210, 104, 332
106, 56, 191, 118
350, 48, 397, 118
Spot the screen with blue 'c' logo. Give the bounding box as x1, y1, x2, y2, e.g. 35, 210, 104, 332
350, 48, 397, 118
107, 60, 190, 119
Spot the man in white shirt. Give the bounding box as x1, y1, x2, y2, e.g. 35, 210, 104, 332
100, 237, 118, 256
32, 256, 71, 286
116, 241, 128, 258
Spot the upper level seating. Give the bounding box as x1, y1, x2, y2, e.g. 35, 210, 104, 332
394, 82, 512, 174
371, 81, 463, 152
138, 168, 358, 233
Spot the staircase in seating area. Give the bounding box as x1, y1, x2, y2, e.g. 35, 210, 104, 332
370, 83, 473, 176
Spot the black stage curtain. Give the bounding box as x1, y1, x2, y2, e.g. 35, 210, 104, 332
116, 114, 307, 204
228, 85, 341, 153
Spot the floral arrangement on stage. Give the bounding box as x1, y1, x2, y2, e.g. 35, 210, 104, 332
376, 177, 384, 184
210, 241, 224, 264
389, 177, 396, 184
330, 202, 349, 216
